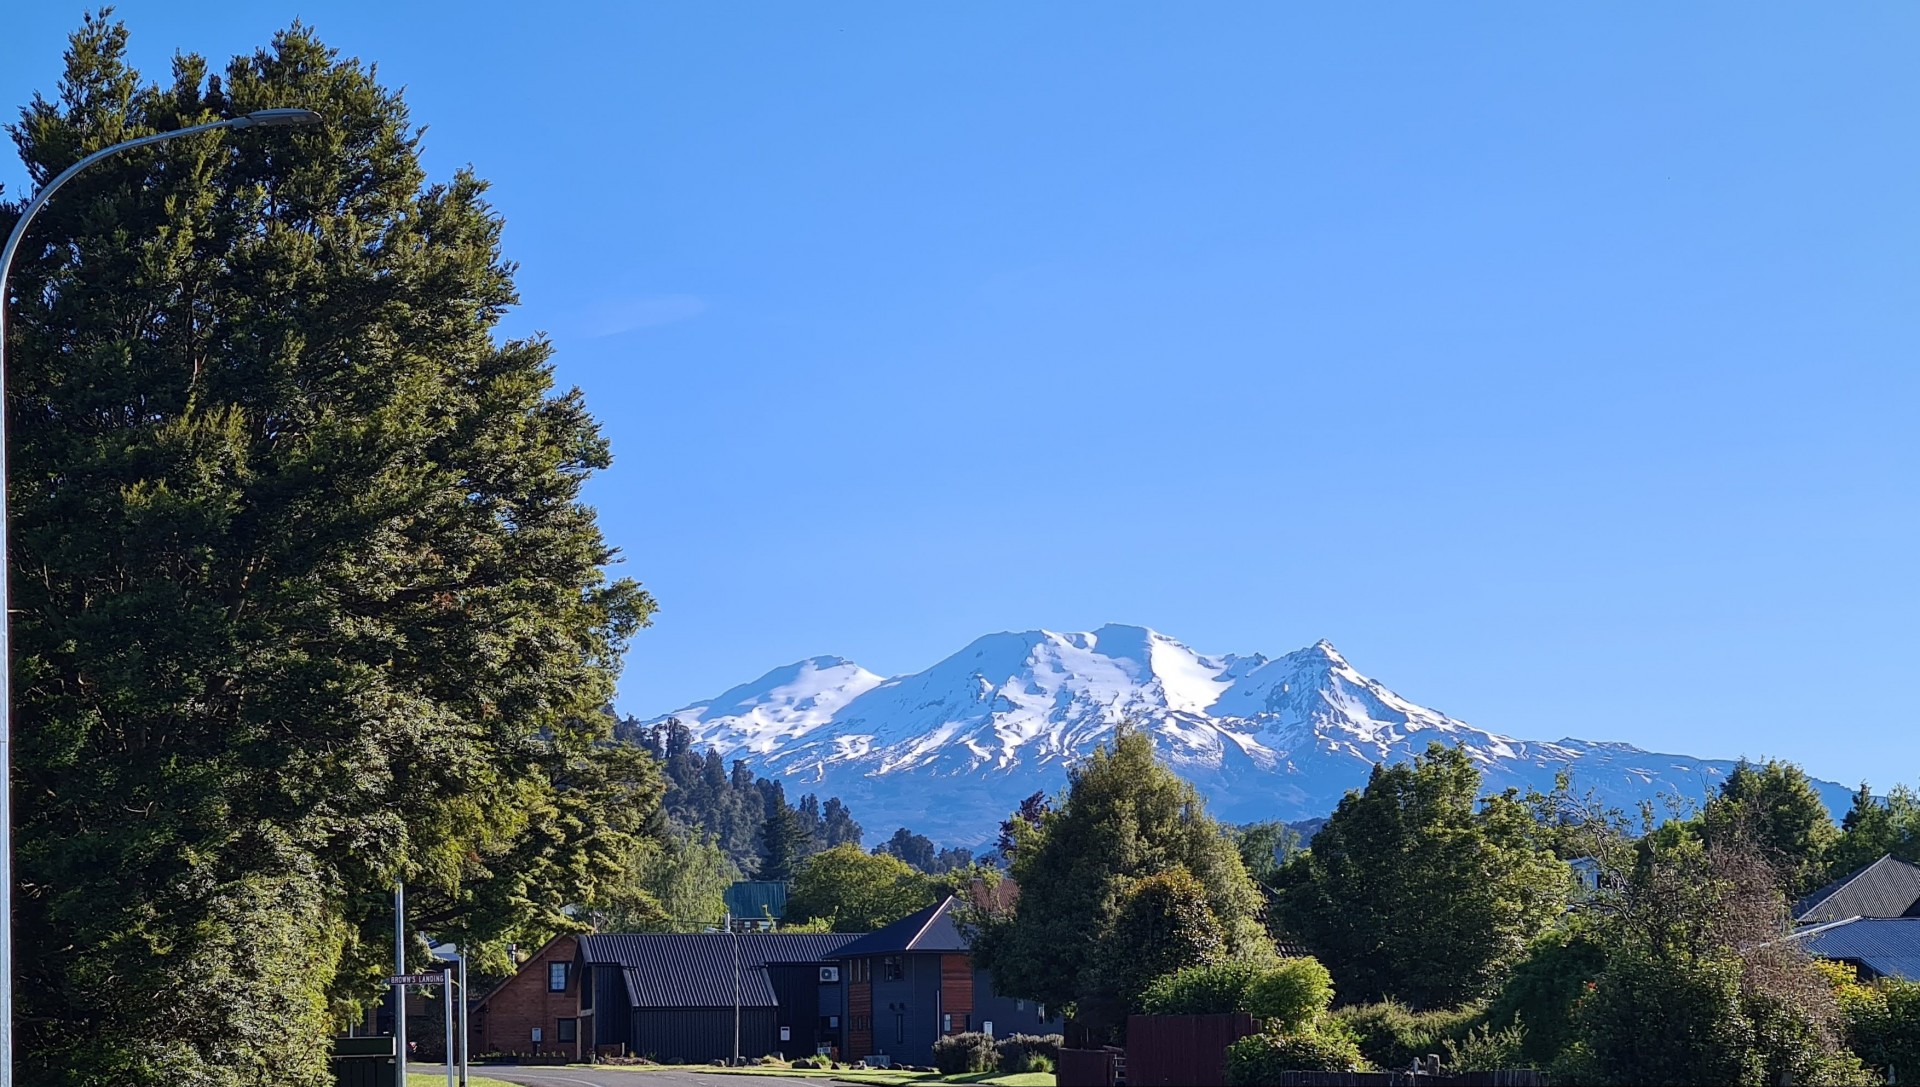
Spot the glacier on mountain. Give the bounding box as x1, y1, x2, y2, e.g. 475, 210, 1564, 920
643, 624, 1853, 846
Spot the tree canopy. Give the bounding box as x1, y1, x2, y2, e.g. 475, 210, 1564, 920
5, 17, 653, 1083
785, 843, 946, 932
1272, 744, 1569, 1008
969, 725, 1268, 1041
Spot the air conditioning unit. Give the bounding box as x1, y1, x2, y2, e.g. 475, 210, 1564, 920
819, 966, 841, 983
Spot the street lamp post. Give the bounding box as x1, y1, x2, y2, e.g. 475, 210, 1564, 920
0, 106, 322, 1087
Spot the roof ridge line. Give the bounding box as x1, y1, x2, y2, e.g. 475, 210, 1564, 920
907, 896, 957, 950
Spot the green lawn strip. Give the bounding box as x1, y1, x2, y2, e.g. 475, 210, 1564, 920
406, 1075, 523, 1087
617, 1068, 1049, 1087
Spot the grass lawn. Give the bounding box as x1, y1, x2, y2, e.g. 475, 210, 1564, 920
406, 1075, 523, 1087
650, 1068, 1051, 1087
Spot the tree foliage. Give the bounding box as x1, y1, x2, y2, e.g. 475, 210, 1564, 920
1827, 783, 1920, 878
785, 843, 942, 932
968, 725, 1267, 1041
634, 718, 861, 875
1273, 744, 1569, 1008
1702, 758, 1841, 897
1090, 867, 1228, 1011
5, 17, 658, 1084
1560, 816, 1866, 1086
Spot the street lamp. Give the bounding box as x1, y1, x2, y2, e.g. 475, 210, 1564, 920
0, 105, 323, 1087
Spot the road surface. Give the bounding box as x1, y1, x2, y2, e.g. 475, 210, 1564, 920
409, 1065, 831, 1087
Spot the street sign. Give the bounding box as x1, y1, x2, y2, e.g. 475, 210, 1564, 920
387, 973, 446, 986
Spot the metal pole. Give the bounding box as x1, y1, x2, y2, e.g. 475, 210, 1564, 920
394, 883, 408, 1083
457, 947, 469, 1087
0, 108, 317, 1087
442, 966, 454, 1087
731, 917, 741, 1066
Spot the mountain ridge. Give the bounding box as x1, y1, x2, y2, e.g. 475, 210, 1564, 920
643, 624, 1853, 845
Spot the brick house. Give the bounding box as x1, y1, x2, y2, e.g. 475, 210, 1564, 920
468, 934, 585, 1059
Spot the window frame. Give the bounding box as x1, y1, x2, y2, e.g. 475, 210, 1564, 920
548, 961, 569, 992
556, 1017, 577, 1043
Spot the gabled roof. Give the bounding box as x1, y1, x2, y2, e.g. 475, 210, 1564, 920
829, 897, 969, 959
725, 881, 789, 921
1790, 917, 1920, 980
1793, 855, 1920, 924
576, 933, 862, 1008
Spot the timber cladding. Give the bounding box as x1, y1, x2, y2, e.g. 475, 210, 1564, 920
939, 954, 973, 1033
852, 971, 875, 1060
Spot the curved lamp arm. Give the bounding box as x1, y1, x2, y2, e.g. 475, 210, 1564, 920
0, 104, 320, 1087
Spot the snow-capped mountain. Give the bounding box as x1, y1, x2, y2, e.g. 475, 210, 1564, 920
643, 624, 1853, 846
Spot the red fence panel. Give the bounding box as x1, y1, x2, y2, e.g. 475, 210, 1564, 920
1124, 1013, 1259, 1087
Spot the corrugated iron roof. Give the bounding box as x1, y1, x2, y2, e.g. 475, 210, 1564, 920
1791, 916, 1920, 980
829, 897, 969, 958
577, 933, 863, 1009
724, 881, 789, 921
1793, 855, 1920, 924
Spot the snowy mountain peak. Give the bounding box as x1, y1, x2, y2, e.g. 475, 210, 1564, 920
642, 626, 1852, 844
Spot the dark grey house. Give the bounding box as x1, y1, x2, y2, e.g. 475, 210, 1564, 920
574, 933, 860, 1062
832, 896, 1058, 1067
1793, 855, 1920, 924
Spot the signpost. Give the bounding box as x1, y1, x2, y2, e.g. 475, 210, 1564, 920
394, 885, 407, 1084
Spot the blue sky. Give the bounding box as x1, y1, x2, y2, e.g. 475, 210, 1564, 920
6, 4, 1918, 790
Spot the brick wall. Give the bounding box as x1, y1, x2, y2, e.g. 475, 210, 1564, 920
471, 935, 583, 1060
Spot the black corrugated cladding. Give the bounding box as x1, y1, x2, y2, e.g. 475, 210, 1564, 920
631, 1007, 778, 1064
766, 963, 827, 1056
575, 933, 862, 1062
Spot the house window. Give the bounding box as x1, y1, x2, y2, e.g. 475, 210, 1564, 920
883, 956, 903, 981
943, 1013, 951, 1033
548, 962, 569, 992
556, 1018, 577, 1043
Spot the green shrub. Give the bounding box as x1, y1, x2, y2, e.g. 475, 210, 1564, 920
1837, 974, 1920, 1080
1140, 959, 1269, 1015
1487, 928, 1607, 1065
1016, 1052, 1056, 1074
994, 1032, 1063, 1073
1332, 1001, 1485, 1070
931, 1031, 998, 1074
1247, 957, 1336, 1031
1225, 1024, 1368, 1082
1442, 1022, 1532, 1071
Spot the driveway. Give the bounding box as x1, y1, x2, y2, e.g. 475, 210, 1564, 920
409, 1065, 830, 1087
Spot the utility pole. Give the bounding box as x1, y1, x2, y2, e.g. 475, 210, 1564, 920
394, 884, 408, 1083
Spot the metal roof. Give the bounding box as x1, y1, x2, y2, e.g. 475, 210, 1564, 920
576, 933, 863, 1009
724, 881, 790, 921
1793, 855, 1920, 924
829, 897, 969, 959
1791, 917, 1920, 981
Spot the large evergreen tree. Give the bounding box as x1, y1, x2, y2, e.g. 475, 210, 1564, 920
1702, 758, 1840, 897
4, 17, 655, 1084
1272, 744, 1568, 1008
969, 725, 1268, 1042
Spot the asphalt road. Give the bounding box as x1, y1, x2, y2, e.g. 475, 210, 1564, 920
409, 1065, 829, 1087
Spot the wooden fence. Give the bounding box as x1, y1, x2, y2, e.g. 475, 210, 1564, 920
1057, 1046, 1122, 1087
1265, 1074, 1547, 1086
1124, 1013, 1260, 1087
